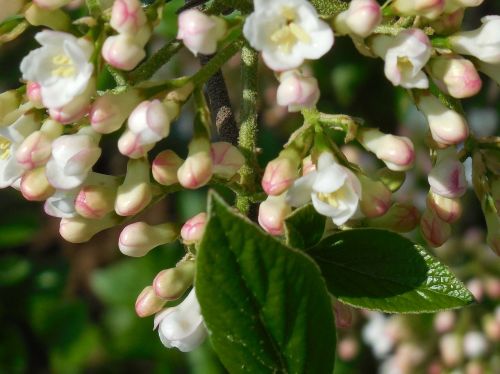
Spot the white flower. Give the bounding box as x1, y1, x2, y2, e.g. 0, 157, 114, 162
362, 313, 394, 359
155, 289, 207, 352
372, 29, 431, 89
20, 30, 94, 109
44, 189, 79, 218
0, 114, 38, 188
243, 0, 334, 71
450, 16, 500, 64
287, 152, 362, 226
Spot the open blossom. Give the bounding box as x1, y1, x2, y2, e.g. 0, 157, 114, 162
20, 30, 94, 109
372, 29, 431, 89
243, 0, 334, 71
177, 9, 226, 56
287, 152, 362, 226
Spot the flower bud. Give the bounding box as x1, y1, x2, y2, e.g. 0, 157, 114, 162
25, 3, 71, 31
119, 221, 178, 257
0, 0, 23, 22
44, 189, 78, 218
429, 9, 464, 35
152, 150, 183, 186
75, 185, 116, 219
59, 214, 118, 243
365, 203, 420, 232
434, 311, 456, 333
117, 130, 155, 159
48, 79, 95, 124
417, 93, 469, 145
0, 90, 21, 120
333, 300, 353, 329
20, 167, 55, 201
258, 194, 292, 236
391, 0, 444, 20
467, 278, 484, 301
420, 209, 451, 247
485, 277, 500, 300
359, 175, 392, 218
210, 142, 245, 179
445, 0, 485, 14
153, 261, 195, 300
90, 89, 141, 134
102, 34, 145, 71
110, 0, 147, 34
463, 331, 488, 359
337, 337, 359, 361
128, 100, 171, 144
428, 152, 467, 198
439, 333, 463, 367
426, 192, 462, 222
27, 82, 44, 108
33, 0, 70, 10
180, 212, 207, 244
177, 139, 213, 189
262, 156, 300, 196
115, 158, 152, 216
429, 56, 482, 99
334, 0, 382, 38
276, 70, 320, 112
483, 315, 500, 342
358, 129, 415, 171
135, 286, 166, 318
177, 9, 226, 56
15, 131, 53, 170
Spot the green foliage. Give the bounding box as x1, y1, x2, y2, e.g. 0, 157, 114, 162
284, 204, 326, 249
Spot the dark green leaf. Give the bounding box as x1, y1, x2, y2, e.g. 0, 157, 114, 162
196, 192, 336, 374
284, 204, 326, 249
0, 255, 31, 286
309, 229, 474, 313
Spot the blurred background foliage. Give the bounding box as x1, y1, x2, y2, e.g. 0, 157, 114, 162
0, 0, 499, 373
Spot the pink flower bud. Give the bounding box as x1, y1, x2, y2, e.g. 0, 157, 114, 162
258, 194, 292, 236
110, 0, 147, 34
75, 185, 116, 219
177, 9, 226, 56
117, 130, 155, 159
119, 221, 178, 257
391, 0, 444, 19
20, 167, 55, 201
27, 82, 44, 108
276, 70, 320, 112
90, 89, 141, 134
334, 0, 382, 37
33, 0, 70, 10
483, 315, 500, 342
420, 209, 451, 247
429, 56, 482, 98
434, 311, 456, 333
337, 337, 359, 361
359, 176, 392, 218
153, 261, 195, 300
262, 157, 299, 196
152, 150, 183, 186
115, 158, 152, 216
358, 129, 415, 171
439, 333, 463, 368
429, 9, 464, 35
128, 100, 171, 144
180, 212, 207, 244
417, 93, 469, 145
426, 192, 462, 222
428, 153, 467, 198
15, 131, 53, 170
102, 34, 145, 71
135, 286, 166, 318
485, 277, 500, 300
466, 278, 484, 302
333, 300, 353, 329
59, 214, 118, 243
367, 203, 420, 232
177, 152, 213, 189
210, 142, 245, 179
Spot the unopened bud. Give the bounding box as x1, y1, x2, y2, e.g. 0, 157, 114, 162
337, 337, 359, 361
428, 152, 467, 198
177, 9, 226, 56
466, 278, 484, 301
128, 100, 171, 144
463, 331, 488, 359
135, 286, 166, 318
276, 70, 320, 112
115, 158, 152, 216
427, 192, 462, 222
75, 185, 116, 219
48, 80, 94, 124
483, 315, 500, 342
429, 56, 482, 98
445, 0, 484, 13
334, 0, 382, 38
420, 209, 451, 247
485, 277, 500, 300
210, 142, 245, 179
102, 34, 145, 71
262, 156, 300, 196
434, 311, 456, 333
177, 139, 213, 189
359, 175, 392, 218
366, 203, 420, 232
110, 0, 147, 34
119, 221, 178, 257
258, 194, 292, 236
27, 82, 44, 108
15, 131, 53, 170
118, 130, 155, 159
439, 333, 463, 367
153, 261, 195, 300
333, 300, 353, 329
20, 167, 55, 201
429, 9, 464, 35
90, 89, 141, 134
25, 3, 70, 31
391, 0, 444, 19
59, 214, 118, 243
180, 212, 207, 244
152, 150, 183, 186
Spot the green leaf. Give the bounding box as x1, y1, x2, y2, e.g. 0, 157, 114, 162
196, 192, 336, 374
308, 229, 474, 313
0, 255, 31, 286
284, 204, 326, 249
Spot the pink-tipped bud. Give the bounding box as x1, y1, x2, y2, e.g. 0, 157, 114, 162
110, 0, 147, 34
20, 167, 55, 201
426, 192, 462, 223
417, 93, 469, 145
333, 300, 353, 329
102, 34, 145, 71
358, 129, 415, 171
466, 278, 484, 302
334, 0, 382, 37
153, 261, 195, 300
262, 157, 299, 196
128, 100, 171, 144
59, 214, 118, 243
33, 0, 70, 10
210, 142, 245, 179
115, 158, 152, 216
75, 185, 116, 219
177, 152, 213, 189
337, 337, 359, 361
119, 221, 178, 257
135, 286, 166, 318
483, 315, 500, 342
391, 0, 444, 20
420, 209, 452, 247
428, 153, 467, 198
366, 203, 420, 232
180, 212, 207, 244
27, 82, 44, 108
117, 130, 155, 159
276, 70, 320, 112
429, 56, 482, 99
152, 150, 183, 186
302, 155, 316, 176
434, 311, 456, 333
258, 194, 292, 236
177, 9, 226, 56
90, 89, 141, 134
15, 131, 53, 170
485, 277, 500, 300
439, 333, 463, 368
429, 9, 464, 35
359, 176, 392, 218
48, 80, 95, 124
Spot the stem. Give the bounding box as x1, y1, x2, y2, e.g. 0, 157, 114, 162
236, 42, 259, 215
85, 0, 101, 18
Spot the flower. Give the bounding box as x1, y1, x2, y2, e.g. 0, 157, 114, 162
276, 70, 320, 112
243, 0, 334, 71
180, 212, 207, 244
258, 193, 291, 236
177, 9, 226, 56
128, 100, 171, 144
428, 150, 467, 198
20, 30, 94, 109
44, 188, 79, 217
334, 0, 382, 38
155, 289, 207, 352
110, 0, 147, 35
287, 152, 362, 225
372, 29, 431, 89
101, 34, 146, 71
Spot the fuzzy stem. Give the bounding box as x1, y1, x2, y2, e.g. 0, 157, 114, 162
86, 0, 101, 18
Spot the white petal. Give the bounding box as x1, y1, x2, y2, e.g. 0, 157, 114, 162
286, 172, 316, 207
312, 164, 347, 193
